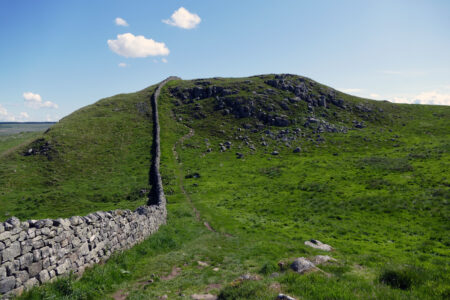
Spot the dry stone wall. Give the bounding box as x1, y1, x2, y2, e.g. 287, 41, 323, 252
0, 77, 179, 298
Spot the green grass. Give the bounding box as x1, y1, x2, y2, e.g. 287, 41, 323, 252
0, 86, 156, 220
9, 75, 450, 299
0, 131, 43, 156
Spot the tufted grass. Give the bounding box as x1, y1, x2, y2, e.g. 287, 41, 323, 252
9, 75, 450, 299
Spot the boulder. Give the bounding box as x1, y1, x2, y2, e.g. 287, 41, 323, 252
304, 239, 333, 251
311, 255, 336, 265
290, 257, 317, 274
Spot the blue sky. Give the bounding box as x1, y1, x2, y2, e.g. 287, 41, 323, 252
0, 0, 449, 121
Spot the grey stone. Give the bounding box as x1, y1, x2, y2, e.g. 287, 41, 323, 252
5, 217, 20, 228
19, 253, 33, 269
0, 231, 11, 241
0, 276, 16, 294
2, 241, 21, 262
54, 218, 71, 228
0, 266, 6, 280
38, 269, 50, 283
24, 277, 39, 290
56, 260, 70, 275
290, 257, 317, 274
293, 147, 301, 153
271, 151, 279, 155
4, 222, 13, 231
304, 239, 333, 251
311, 255, 336, 265
41, 246, 50, 258
16, 270, 29, 283
34, 219, 53, 229
80, 243, 89, 256
31, 238, 44, 249
42, 258, 50, 269
27, 261, 42, 277
33, 249, 41, 262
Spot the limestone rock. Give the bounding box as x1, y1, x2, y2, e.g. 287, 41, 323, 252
0, 276, 16, 294
290, 257, 317, 274
311, 255, 336, 265
2, 241, 21, 262
304, 239, 333, 251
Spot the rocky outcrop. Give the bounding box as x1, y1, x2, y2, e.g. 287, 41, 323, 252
0, 77, 179, 298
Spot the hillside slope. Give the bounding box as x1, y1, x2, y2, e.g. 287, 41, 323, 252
0, 85, 156, 220
6, 74, 450, 299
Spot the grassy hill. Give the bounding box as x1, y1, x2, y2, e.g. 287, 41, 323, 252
0, 85, 156, 220
5, 74, 449, 299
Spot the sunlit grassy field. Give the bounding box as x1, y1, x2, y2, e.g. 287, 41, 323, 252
10, 75, 450, 299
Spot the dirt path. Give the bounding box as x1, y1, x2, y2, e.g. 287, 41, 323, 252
172, 126, 230, 235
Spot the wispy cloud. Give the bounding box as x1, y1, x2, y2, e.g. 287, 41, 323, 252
0, 105, 31, 121
161, 58, 168, 63
115, 17, 129, 27
107, 33, 169, 58
380, 70, 427, 76
0, 104, 15, 121
20, 112, 29, 119
163, 7, 201, 29
396, 91, 450, 105
118, 62, 128, 68
23, 92, 58, 109
339, 88, 363, 94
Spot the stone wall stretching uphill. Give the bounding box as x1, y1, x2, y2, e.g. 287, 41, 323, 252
0, 77, 179, 298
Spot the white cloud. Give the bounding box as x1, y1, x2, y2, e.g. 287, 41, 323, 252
107, 33, 169, 58
20, 112, 29, 119
0, 104, 7, 116
115, 17, 129, 27
118, 62, 128, 67
162, 7, 201, 29
340, 88, 363, 94
0, 104, 16, 121
364, 90, 450, 106
23, 92, 58, 109
161, 58, 168, 63
399, 91, 450, 105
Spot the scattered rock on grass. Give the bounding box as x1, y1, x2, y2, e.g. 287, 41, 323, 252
197, 261, 209, 267
290, 257, 317, 274
304, 239, 333, 251
311, 255, 337, 265
277, 294, 297, 300
191, 294, 217, 300
239, 274, 262, 281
